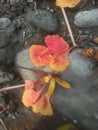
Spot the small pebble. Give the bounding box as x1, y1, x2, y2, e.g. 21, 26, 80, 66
0, 17, 11, 29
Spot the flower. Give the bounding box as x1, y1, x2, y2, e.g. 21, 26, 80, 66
49, 54, 70, 72
22, 78, 53, 116
22, 35, 71, 116
32, 94, 53, 116
45, 35, 69, 55
22, 74, 71, 116
56, 0, 80, 8
30, 35, 70, 72
22, 80, 43, 107
30, 45, 52, 67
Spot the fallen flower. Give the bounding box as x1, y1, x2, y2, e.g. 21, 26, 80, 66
32, 94, 53, 116
49, 53, 70, 72
30, 45, 52, 67
22, 35, 71, 116
55, 76, 71, 89
30, 35, 70, 72
56, 0, 80, 8
22, 74, 71, 116
45, 35, 69, 55
22, 80, 43, 107
47, 77, 56, 97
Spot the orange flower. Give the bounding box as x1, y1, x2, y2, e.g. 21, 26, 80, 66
30, 45, 52, 67
45, 35, 69, 55
22, 80, 43, 107
56, 0, 80, 8
49, 54, 70, 72
29, 35, 70, 72
22, 75, 71, 115
32, 94, 53, 116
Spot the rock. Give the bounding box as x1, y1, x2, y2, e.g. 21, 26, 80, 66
10, 0, 20, 5
0, 18, 11, 29
74, 9, 98, 28
0, 45, 15, 68
5, 23, 16, 37
0, 32, 9, 48
0, 49, 7, 66
16, 49, 52, 81
15, 49, 66, 130
18, 22, 35, 43
52, 49, 98, 130
26, 9, 58, 33
0, 69, 14, 84
16, 47, 98, 130
0, 48, 13, 68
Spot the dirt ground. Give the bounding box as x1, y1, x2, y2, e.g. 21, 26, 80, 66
0, 0, 98, 130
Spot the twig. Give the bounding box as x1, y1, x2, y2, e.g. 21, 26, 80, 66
0, 105, 9, 114
61, 8, 76, 46
17, 65, 50, 76
0, 118, 8, 130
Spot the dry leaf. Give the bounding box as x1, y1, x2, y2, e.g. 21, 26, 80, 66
81, 48, 98, 61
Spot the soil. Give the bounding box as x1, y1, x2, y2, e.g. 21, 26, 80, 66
0, 0, 98, 130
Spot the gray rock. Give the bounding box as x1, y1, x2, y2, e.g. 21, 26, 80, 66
26, 9, 58, 33
16, 47, 98, 130
0, 32, 8, 48
74, 9, 98, 28
10, 0, 20, 5
0, 49, 7, 64
18, 23, 35, 43
5, 23, 16, 37
16, 49, 52, 81
0, 18, 11, 29
0, 46, 14, 68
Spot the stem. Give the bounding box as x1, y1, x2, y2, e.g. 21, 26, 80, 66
0, 84, 25, 92
61, 8, 76, 46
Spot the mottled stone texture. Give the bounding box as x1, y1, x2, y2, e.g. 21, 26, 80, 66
16, 48, 98, 130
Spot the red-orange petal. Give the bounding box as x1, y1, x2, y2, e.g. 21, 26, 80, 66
49, 53, 70, 72
25, 80, 35, 89
22, 80, 44, 107
30, 45, 52, 67
32, 94, 53, 116
45, 35, 69, 55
